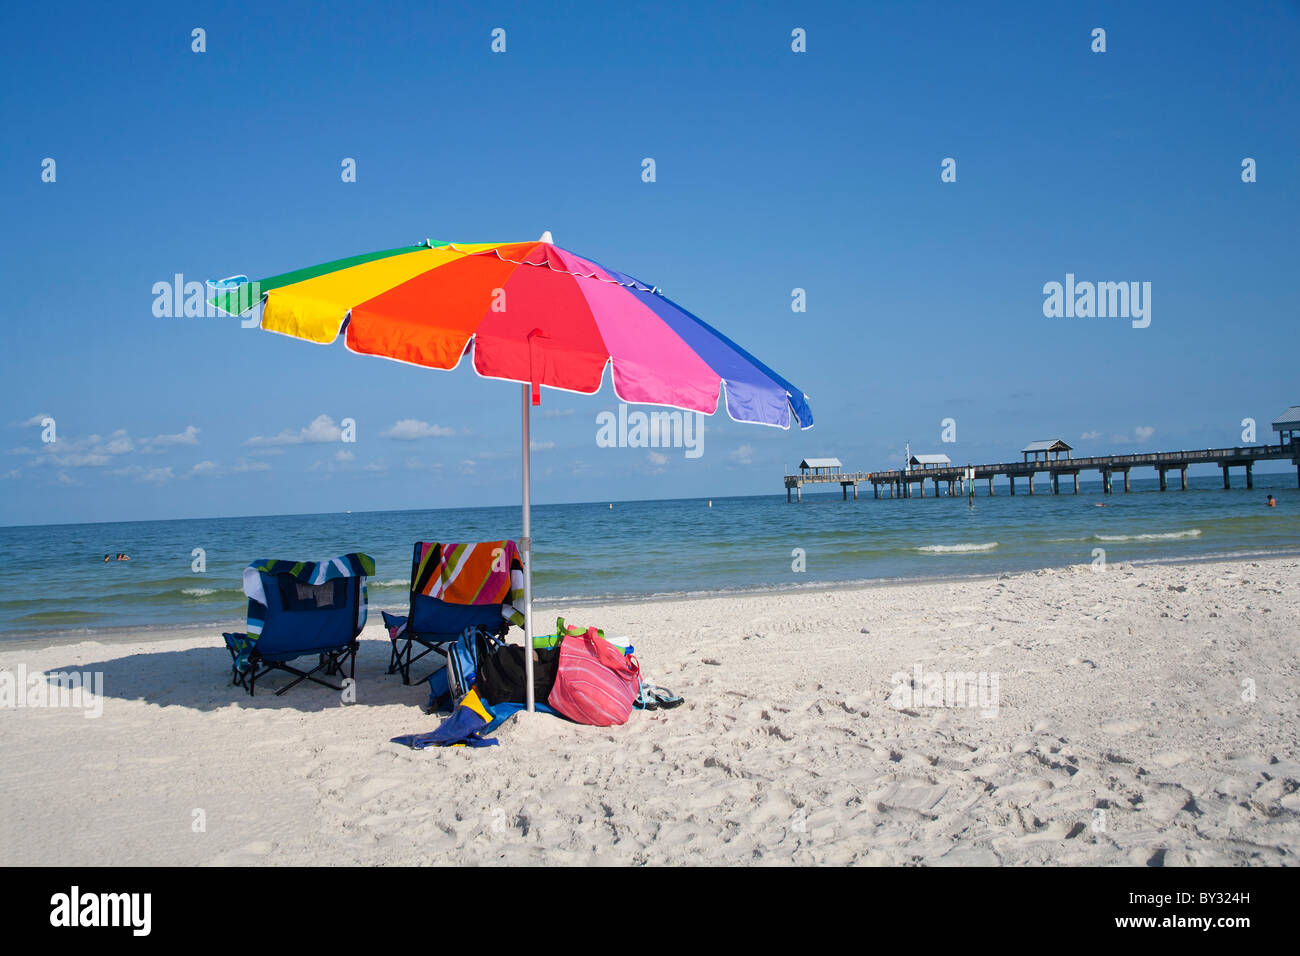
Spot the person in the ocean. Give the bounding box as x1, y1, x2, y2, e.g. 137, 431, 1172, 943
1267, 495, 1277, 508
103, 555, 111, 562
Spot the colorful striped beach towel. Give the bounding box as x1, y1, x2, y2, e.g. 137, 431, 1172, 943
413, 541, 525, 627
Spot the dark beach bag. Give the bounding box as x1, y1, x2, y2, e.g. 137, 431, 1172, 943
476, 643, 560, 706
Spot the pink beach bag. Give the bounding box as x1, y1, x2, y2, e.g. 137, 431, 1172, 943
548, 627, 641, 727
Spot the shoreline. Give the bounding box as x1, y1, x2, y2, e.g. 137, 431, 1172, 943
8, 543, 1300, 652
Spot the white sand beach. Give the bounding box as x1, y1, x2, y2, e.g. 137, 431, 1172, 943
1, 555, 1297, 867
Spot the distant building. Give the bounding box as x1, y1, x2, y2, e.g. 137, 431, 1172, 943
908, 453, 951, 470
1272, 406, 1300, 446
799, 457, 842, 476
1021, 439, 1073, 463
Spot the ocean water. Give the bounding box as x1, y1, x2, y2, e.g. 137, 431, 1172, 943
1, 473, 1297, 640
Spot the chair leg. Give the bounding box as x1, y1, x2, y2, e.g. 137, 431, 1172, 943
384, 633, 448, 686
227, 645, 253, 694
270, 657, 346, 695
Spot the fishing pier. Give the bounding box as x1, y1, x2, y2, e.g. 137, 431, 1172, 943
785, 408, 1300, 502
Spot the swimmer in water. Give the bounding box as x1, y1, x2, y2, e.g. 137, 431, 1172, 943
1267, 495, 1276, 508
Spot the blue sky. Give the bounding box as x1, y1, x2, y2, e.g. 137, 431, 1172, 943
2, 0, 1298, 526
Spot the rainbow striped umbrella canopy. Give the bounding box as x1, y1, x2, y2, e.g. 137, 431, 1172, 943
212, 233, 813, 710
211, 235, 813, 429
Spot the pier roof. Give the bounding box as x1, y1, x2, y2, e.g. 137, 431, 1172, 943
1021, 439, 1072, 453
909, 453, 951, 466
1272, 406, 1300, 431
799, 457, 842, 469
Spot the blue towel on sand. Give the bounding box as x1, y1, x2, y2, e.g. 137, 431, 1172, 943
391, 704, 498, 748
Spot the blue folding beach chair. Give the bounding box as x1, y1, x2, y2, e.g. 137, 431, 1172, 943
381, 541, 515, 686
222, 554, 374, 696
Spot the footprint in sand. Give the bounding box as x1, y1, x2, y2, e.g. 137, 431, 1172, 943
1100, 718, 1144, 735
994, 777, 1053, 804
210, 840, 273, 865
1151, 750, 1192, 768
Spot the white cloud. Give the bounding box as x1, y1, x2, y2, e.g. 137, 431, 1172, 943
1080, 430, 1101, 441
102, 431, 135, 456
730, 444, 755, 465
1110, 426, 1156, 445
305, 451, 386, 475
111, 464, 175, 484
189, 459, 271, 478
380, 418, 456, 440
14, 414, 52, 428
12, 423, 200, 475
542, 408, 575, 419
25, 431, 133, 468
246, 414, 343, 447
530, 440, 555, 451
45, 451, 112, 467
647, 451, 668, 466
143, 425, 200, 451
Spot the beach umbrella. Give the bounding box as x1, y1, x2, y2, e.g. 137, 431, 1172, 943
211, 233, 813, 710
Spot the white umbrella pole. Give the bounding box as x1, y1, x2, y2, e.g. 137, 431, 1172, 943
521, 383, 536, 712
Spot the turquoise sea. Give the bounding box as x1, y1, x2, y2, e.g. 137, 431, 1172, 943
1, 473, 1297, 641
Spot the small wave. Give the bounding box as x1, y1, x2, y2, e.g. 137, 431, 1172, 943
370, 580, 412, 588
913, 542, 999, 554
181, 588, 217, 597
1094, 529, 1202, 542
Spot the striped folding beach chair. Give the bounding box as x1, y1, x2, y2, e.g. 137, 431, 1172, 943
381, 541, 523, 685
